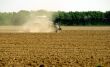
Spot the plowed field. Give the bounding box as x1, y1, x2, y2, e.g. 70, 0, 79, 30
0, 30, 110, 67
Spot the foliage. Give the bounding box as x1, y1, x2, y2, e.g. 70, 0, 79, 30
53, 11, 110, 26
0, 10, 30, 25
0, 10, 110, 26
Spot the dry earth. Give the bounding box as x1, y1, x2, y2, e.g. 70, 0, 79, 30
0, 26, 110, 32
0, 26, 110, 67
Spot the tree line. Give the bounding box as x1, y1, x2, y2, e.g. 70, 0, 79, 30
0, 10, 30, 25
0, 10, 110, 26
0, 10, 52, 26
53, 11, 110, 26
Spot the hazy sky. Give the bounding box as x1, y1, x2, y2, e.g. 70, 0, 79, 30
0, 0, 110, 12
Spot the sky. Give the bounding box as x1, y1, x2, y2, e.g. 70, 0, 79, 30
0, 0, 110, 12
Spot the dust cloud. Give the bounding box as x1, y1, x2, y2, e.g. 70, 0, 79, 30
20, 15, 56, 33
